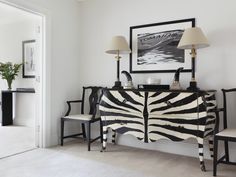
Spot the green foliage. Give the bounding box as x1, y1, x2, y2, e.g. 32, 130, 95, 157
0, 62, 22, 89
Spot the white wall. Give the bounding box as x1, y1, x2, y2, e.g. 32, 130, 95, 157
0, 20, 39, 127
77, 0, 236, 159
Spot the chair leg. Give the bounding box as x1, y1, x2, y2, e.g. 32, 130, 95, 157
87, 122, 91, 151
61, 118, 64, 146
100, 119, 103, 143
82, 123, 86, 140
213, 137, 219, 176
224, 141, 229, 162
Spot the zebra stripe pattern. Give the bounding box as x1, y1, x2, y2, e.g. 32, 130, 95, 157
99, 89, 216, 171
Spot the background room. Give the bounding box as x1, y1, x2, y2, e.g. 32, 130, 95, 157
0, 1, 42, 158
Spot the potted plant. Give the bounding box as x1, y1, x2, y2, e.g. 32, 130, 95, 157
0, 62, 22, 90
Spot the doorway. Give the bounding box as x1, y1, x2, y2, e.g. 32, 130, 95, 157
0, 1, 44, 158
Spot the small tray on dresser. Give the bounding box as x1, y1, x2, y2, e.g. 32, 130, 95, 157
138, 84, 170, 90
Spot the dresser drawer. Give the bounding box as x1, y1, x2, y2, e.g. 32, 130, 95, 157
148, 92, 204, 118
103, 116, 145, 140
101, 90, 144, 114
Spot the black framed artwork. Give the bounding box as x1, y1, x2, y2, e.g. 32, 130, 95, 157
130, 18, 195, 73
22, 40, 36, 78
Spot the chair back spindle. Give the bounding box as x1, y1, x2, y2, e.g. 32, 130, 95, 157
222, 89, 228, 129
81, 86, 102, 118
221, 88, 236, 129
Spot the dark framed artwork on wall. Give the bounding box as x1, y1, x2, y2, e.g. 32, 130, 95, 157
22, 40, 36, 78
130, 18, 195, 73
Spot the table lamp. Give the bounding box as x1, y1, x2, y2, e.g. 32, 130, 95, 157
106, 36, 131, 89
177, 27, 209, 90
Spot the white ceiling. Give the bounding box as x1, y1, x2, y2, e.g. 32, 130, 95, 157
0, 2, 40, 25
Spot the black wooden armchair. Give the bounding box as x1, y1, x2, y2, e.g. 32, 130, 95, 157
213, 88, 236, 176
61, 86, 103, 151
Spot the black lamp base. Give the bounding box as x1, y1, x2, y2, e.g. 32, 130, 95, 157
112, 81, 123, 89
187, 81, 199, 91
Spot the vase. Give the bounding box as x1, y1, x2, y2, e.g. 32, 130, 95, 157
7, 79, 12, 90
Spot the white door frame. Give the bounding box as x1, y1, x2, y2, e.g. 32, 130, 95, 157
0, 0, 51, 148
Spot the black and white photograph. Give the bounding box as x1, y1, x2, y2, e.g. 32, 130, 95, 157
22, 40, 36, 78
130, 18, 195, 73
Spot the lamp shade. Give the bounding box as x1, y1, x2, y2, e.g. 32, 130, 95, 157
106, 36, 131, 54
177, 27, 209, 49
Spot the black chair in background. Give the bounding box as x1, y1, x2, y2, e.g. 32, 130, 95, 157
61, 86, 103, 151
213, 88, 236, 176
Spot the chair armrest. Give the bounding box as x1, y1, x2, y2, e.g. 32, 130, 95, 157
65, 100, 82, 116
67, 100, 82, 104
211, 108, 224, 113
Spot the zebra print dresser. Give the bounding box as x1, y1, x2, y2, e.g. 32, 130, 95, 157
99, 89, 217, 171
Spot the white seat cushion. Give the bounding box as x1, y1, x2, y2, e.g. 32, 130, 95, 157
216, 128, 236, 138
64, 114, 99, 121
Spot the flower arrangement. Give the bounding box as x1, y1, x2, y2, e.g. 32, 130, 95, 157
0, 62, 22, 90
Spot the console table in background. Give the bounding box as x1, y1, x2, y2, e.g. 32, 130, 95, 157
99, 88, 217, 171
1, 88, 35, 126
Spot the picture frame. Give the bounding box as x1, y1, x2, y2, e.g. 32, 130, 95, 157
130, 18, 195, 73
22, 40, 36, 78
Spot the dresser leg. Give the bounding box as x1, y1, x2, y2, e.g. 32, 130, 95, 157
198, 138, 206, 171
101, 127, 108, 152
208, 136, 214, 158
112, 129, 116, 144
201, 162, 206, 172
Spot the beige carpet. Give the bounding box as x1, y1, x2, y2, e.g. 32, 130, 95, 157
0, 140, 235, 177
0, 125, 36, 159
